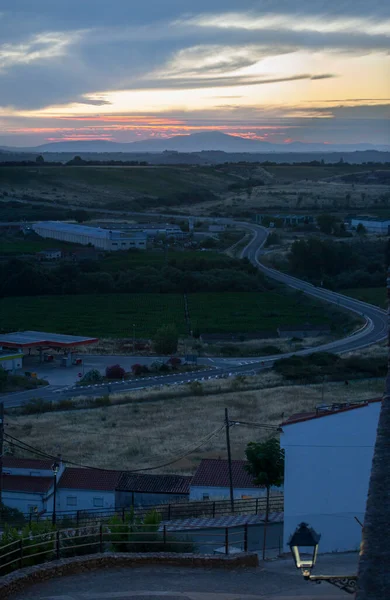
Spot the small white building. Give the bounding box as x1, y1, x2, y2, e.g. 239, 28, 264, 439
350, 217, 390, 234
281, 399, 381, 554
57, 467, 121, 513
190, 458, 282, 501
32, 222, 147, 251
2, 457, 65, 515
0, 350, 23, 372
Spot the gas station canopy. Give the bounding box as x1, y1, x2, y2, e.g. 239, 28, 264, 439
0, 331, 98, 349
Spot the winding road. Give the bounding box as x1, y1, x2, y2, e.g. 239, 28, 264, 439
1, 220, 387, 408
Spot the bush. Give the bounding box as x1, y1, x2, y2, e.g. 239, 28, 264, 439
132, 363, 149, 376
0, 504, 25, 527
189, 381, 204, 396
80, 369, 103, 384
167, 356, 181, 367
21, 398, 53, 415
105, 364, 126, 379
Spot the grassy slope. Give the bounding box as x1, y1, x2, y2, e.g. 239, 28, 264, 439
265, 164, 390, 181
0, 291, 335, 338
7, 376, 384, 472
0, 165, 235, 199
343, 287, 386, 309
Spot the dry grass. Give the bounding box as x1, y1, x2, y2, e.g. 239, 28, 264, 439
5, 376, 384, 475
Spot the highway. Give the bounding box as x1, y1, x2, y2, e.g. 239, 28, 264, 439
1, 220, 387, 408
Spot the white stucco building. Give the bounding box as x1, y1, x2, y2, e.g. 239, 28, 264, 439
281, 398, 381, 554
56, 468, 121, 513
2, 457, 65, 515
32, 222, 147, 251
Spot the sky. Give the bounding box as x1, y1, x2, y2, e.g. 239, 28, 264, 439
0, 1, 389, 147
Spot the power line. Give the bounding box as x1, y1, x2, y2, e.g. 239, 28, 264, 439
4, 425, 225, 473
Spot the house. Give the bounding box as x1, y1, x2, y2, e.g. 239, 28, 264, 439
277, 324, 331, 338
116, 473, 191, 507
280, 399, 382, 554
190, 458, 282, 501
36, 248, 62, 261
57, 467, 122, 513
1, 457, 65, 515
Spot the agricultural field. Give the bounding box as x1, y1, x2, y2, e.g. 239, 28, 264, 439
188, 291, 339, 334
0, 291, 346, 339
6, 376, 384, 472
0, 235, 82, 255
0, 294, 187, 338
343, 287, 386, 309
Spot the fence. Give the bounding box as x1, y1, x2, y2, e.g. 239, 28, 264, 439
3, 496, 284, 529
0, 523, 251, 576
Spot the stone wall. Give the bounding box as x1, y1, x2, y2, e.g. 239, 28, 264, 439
0, 551, 259, 599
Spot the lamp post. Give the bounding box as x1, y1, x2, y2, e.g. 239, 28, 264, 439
288, 522, 358, 595
51, 461, 59, 526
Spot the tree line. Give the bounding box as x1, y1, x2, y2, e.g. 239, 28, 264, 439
0, 256, 268, 297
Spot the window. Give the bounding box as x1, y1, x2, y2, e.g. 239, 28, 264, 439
66, 496, 77, 506
202, 494, 210, 501
93, 497, 104, 507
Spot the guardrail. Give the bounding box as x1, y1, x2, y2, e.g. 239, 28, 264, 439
7, 496, 284, 529
0, 524, 250, 576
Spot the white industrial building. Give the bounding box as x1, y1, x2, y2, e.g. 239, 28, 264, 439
350, 217, 390, 234
281, 399, 381, 554
32, 222, 147, 251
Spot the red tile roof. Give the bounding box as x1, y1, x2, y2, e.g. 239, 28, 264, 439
58, 467, 121, 491
3, 456, 54, 470
2, 475, 53, 494
117, 473, 191, 495
191, 459, 262, 489
281, 398, 382, 426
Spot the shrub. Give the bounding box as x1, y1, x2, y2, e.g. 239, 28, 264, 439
57, 399, 76, 411
106, 364, 126, 379
167, 356, 181, 367
21, 398, 53, 415
189, 381, 204, 396
92, 395, 111, 407
80, 369, 103, 384
132, 363, 149, 376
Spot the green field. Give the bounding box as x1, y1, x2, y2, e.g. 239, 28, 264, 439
0, 294, 187, 338
0, 236, 81, 254
343, 288, 386, 309
265, 164, 390, 182
0, 291, 338, 339
188, 292, 334, 333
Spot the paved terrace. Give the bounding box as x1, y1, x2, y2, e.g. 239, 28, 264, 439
10, 553, 359, 599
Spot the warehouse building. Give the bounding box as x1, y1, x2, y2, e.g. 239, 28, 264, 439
350, 217, 390, 235
32, 222, 147, 251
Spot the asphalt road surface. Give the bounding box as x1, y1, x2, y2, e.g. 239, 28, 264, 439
1, 220, 387, 409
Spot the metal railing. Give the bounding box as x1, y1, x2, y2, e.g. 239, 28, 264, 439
0, 523, 250, 576
19, 495, 284, 527
2, 496, 284, 529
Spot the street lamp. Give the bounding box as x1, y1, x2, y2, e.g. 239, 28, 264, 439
51, 461, 59, 526
288, 522, 320, 576
288, 522, 358, 595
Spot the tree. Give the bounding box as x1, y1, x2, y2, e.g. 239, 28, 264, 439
317, 214, 338, 235
35, 155, 44, 164
357, 223, 367, 235
153, 324, 178, 354
355, 273, 390, 598
245, 438, 284, 523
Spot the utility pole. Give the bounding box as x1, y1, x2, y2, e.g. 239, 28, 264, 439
0, 402, 4, 508
225, 408, 234, 514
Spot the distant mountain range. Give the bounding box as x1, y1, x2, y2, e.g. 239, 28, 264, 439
2, 131, 389, 154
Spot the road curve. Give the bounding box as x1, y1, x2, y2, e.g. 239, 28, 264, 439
1, 219, 387, 408
239, 222, 387, 355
